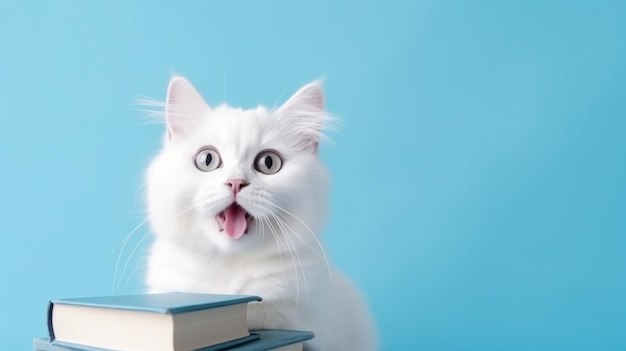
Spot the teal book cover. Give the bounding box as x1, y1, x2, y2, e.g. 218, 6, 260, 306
49, 292, 262, 314
229, 330, 315, 351
35, 335, 259, 351
35, 330, 314, 351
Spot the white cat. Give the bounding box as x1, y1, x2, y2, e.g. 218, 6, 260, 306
144, 76, 376, 351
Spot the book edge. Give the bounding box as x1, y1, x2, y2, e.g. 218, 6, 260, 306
38, 334, 260, 351
195, 334, 260, 351
49, 293, 262, 314
244, 330, 315, 349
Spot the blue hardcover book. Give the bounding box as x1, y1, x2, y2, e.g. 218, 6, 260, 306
34, 330, 314, 351
48, 292, 262, 351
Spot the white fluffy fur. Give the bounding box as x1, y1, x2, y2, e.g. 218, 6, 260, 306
144, 77, 376, 351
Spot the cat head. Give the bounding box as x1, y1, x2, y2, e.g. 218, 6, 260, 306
146, 77, 332, 255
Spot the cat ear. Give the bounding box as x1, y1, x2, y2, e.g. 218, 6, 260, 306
282, 80, 325, 111
276, 80, 329, 153
165, 76, 210, 142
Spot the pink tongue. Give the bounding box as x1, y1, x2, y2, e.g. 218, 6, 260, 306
224, 204, 247, 239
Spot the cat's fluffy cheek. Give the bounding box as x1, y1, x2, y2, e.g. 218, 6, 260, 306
146, 151, 208, 250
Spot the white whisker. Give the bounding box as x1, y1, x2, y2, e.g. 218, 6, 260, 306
223, 58, 228, 103
112, 220, 148, 292
272, 213, 309, 300
271, 204, 334, 285
123, 232, 153, 290
272, 63, 301, 109
118, 231, 151, 290
135, 96, 166, 125
260, 215, 285, 273
266, 216, 300, 300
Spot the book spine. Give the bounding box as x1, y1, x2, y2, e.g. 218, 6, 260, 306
47, 302, 56, 341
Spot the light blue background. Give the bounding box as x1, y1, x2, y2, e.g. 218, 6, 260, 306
1, 1, 624, 350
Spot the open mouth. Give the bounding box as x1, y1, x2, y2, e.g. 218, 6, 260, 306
216, 203, 253, 240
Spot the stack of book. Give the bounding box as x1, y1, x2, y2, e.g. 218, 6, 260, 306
34, 292, 314, 351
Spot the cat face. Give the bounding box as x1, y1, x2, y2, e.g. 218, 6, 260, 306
146, 77, 331, 254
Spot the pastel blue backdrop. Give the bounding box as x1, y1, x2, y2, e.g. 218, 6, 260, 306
1, 1, 624, 350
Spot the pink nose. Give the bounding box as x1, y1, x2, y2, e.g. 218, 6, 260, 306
226, 179, 248, 195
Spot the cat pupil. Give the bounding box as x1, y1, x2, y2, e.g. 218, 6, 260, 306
264, 156, 273, 169
205, 153, 212, 166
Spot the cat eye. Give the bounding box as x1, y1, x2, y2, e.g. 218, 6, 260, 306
194, 147, 222, 172
254, 150, 283, 175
